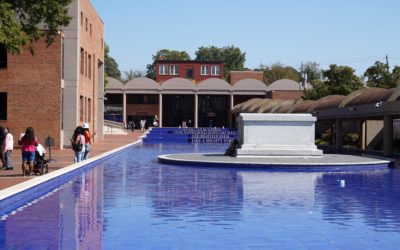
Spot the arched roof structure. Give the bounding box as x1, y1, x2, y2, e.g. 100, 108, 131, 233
236, 98, 264, 113
339, 87, 396, 108
105, 77, 124, 92
257, 99, 290, 113
232, 79, 267, 95
288, 100, 316, 113
161, 78, 197, 93
266, 79, 301, 91
307, 95, 346, 112
387, 86, 400, 102
197, 78, 232, 94
244, 99, 273, 113
124, 77, 160, 93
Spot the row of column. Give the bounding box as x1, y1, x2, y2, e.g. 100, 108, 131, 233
335, 116, 394, 157
122, 93, 237, 129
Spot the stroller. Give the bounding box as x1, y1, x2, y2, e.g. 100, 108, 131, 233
33, 144, 49, 175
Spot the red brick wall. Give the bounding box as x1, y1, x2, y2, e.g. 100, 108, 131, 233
156, 61, 223, 83
0, 37, 62, 148
126, 104, 158, 116
230, 71, 264, 84
266, 90, 304, 100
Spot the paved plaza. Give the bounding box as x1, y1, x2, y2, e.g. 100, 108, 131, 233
0, 131, 142, 190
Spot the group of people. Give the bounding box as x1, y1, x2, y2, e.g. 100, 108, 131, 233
70, 123, 95, 163
0, 123, 96, 176
126, 115, 159, 133
0, 126, 14, 170
1, 126, 39, 175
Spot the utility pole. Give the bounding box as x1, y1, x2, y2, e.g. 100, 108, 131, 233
386, 54, 390, 72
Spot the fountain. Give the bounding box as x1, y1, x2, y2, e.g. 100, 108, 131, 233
158, 113, 393, 171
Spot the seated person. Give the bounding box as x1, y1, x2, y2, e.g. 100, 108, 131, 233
225, 139, 239, 156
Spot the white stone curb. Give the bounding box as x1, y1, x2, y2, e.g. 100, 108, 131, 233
0, 140, 142, 201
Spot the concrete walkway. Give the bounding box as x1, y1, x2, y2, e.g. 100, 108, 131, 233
0, 131, 143, 190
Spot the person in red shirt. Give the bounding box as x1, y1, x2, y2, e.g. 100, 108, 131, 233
18, 127, 38, 176
82, 123, 96, 160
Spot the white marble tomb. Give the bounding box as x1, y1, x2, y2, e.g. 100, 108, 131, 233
236, 113, 323, 157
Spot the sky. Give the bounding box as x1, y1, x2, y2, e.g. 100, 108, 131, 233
90, 0, 400, 76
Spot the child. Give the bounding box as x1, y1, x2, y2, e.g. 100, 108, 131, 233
4, 128, 14, 170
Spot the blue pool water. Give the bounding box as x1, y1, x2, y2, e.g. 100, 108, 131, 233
1, 143, 400, 249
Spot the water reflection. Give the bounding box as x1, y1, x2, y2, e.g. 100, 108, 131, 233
0, 168, 104, 249
1, 143, 400, 249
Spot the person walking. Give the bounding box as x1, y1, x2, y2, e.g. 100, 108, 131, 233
140, 119, 146, 133
82, 123, 95, 160
0, 126, 5, 169
153, 115, 159, 127
71, 126, 85, 163
4, 128, 14, 170
130, 120, 135, 132
18, 127, 38, 176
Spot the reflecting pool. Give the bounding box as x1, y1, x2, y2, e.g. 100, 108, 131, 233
1, 143, 400, 249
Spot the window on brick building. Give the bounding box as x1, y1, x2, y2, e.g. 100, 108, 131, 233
80, 48, 84, 74
92, 54, 96, 83
81, 12, 83, 26
101, 38, 103, 50
80, 96, 84, 122
211, 65, 220, 76
90, 24, 92, 36
88, 98, 92, 122
201, 65, 209, 75
186, 68, 193, 79
0, 44, 7, 69
88, 54, 92, 79
159, 64, 168, 75
85, 97, 88, 121
85, 51, 88, 77
0, 93, 7, 120
170, 65, 179, 75
86, 18, 88, 31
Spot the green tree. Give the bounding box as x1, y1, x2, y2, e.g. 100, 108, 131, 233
303, 79, 330, 100
104, 43, 121, 80
0, 0, 72, 54
364, 61, 400, 88
195, 45, 246, 79
146, 49, 191, 80
323, 64, 363, 95
263, 63, 300, 84
303, 64, 363, 100
301, 62, 322, 82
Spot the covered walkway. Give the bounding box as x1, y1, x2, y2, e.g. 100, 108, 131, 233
233, 87, 400, 157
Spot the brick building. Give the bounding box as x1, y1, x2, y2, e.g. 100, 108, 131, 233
0, 0, 104, 149
156, 60, 223, 83
105, 67, 304, 128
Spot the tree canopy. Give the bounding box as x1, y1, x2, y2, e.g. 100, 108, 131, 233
146, 49, 191, 79
258, 63, 300, 84
364, 61, 400, 89
195, 45, 246, 79
0, 0, 72, 54
303, 64, 363, 100
301, 62, 322, 82
104, 43, 121, 80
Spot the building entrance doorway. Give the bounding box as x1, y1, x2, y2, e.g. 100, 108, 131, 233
198, 95, 230, 127
162, 94, 194, 127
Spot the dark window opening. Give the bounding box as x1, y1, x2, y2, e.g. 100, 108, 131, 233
127, 94, 159, 104
0, 93, 7, 120
186, 68, 193, 79
0, 44, 7, 69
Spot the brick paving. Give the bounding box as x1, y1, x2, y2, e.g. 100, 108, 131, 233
0, 131, 142, 190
